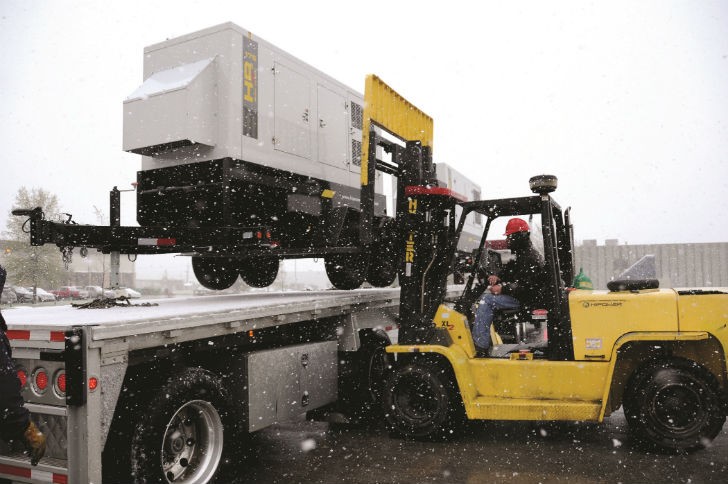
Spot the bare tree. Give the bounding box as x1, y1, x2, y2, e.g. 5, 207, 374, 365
2, 187, 66, 293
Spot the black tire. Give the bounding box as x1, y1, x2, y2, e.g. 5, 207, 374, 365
382, 359, 465, 440
366, 238, 398, 288
130, 368, 237, 483
623, 358, 726, 453
338, 331, 393, 423
325, 253, 368, 290
192, 256, 238, 290
239, 258, 279, 288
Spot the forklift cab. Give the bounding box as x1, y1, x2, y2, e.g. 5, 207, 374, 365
451, 175, 577, 360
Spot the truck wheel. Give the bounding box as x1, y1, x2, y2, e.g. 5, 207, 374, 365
325, 253, 368, 290
623, 359, 725, 453
383, 359, 464, 440
192, 256, 238, 290
239, 258, 279, 288
366, 240, 397, 287
130, 368, 236, 483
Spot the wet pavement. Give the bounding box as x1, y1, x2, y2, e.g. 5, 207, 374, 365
234, 409, 728, 483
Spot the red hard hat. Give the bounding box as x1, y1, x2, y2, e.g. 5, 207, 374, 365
504, 218, 529, 235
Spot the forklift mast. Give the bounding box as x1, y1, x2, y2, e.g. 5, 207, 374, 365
359, 75, 461, 344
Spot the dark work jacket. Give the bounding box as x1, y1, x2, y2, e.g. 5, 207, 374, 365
0, 266, 30, 440
497, 244, 547, 309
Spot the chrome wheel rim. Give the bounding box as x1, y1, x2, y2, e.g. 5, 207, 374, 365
161, 399, 223, 483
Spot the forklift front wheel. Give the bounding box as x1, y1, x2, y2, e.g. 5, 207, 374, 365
382, 359, 464, 440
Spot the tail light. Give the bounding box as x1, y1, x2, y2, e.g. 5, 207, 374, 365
31, 367, 48, 395
54, 370, 66, 397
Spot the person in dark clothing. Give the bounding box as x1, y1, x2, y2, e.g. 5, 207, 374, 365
472, 218, 546, 354
0, 265, 46, 466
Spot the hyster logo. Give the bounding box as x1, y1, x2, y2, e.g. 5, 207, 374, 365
582, 300, 624, 309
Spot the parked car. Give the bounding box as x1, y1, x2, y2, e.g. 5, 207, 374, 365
34, 288, 57, 302
11, 286, 34, 303
1, 287, 17, 304
90, 287, 117, 299
51, 286, 90, 300
113, 287, 142, 299
84, 285, 107, 298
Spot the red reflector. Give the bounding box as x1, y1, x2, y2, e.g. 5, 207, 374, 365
54, 473, 68, 484
35, 371, 48, 390
6, 330, 31, 340
0, 463, 30, 478
57, 373, 66, 394
88, 377, 99, 391
17, 369, 27, 387
51, 331, 66, 342
157, 238, 176, 246
256, 231, 262, 239
266, 230, 271, 239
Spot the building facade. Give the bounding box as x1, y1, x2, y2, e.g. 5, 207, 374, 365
575, 240, 728, 290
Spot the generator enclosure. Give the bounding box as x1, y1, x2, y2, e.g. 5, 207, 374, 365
124, 22, 384, 231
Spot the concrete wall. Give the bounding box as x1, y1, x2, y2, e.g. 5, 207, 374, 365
575, 241, 728, 289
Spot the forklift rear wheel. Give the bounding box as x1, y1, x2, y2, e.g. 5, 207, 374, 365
192, 256, 239, 290
623, 358, 725, 453
130, 368, 236, 483
383, 359, 464, 440
239, 258, 279, 288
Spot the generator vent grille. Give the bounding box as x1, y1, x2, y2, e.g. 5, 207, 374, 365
351, 102, 363, 130
352, 140, 362, 166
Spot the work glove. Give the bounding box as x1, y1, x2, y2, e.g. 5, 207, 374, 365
23, 421, 46, 466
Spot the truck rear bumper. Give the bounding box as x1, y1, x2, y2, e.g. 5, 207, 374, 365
0, 455, 67, 484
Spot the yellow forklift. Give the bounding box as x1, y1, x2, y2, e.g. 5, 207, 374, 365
360, 75, 728, 453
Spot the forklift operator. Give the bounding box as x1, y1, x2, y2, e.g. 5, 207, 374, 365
472, 218, 546, 355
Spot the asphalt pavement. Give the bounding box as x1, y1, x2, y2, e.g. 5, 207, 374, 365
234, 409, 727, 484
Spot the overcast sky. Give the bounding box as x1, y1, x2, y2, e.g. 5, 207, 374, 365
1, 1, 727, 279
